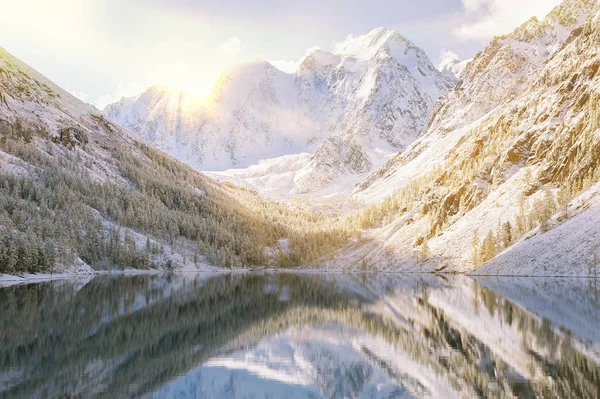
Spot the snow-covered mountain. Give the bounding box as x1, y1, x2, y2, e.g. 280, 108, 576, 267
7, 0, 600, 278
0, 44, 304, 273
335, 0, 600, 275
105, 28, 455, 193
101, 86, 204, 160
437, 51, 471, 79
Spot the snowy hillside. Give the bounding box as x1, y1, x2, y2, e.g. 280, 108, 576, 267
0, 44, 333, 274
356, 0, 598, 201
334, 0, 600, 275
105, 28, 455, 194
475, 181, 600, 276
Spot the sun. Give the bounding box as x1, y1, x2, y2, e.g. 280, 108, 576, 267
151, 62, 219, 105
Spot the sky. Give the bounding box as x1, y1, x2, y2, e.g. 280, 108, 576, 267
0, 0, 563, 109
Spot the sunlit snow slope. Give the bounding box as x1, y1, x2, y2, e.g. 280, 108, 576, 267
105, 28, 455, 195
334, 0, 600, 275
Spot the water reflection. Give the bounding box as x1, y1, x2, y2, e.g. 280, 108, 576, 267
0, 273, 599, 398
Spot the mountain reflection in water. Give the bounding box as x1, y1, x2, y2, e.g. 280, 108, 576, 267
0, 273, 599, 398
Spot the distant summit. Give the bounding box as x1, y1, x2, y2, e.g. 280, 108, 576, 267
437, 51, 471, 79
105, 27, 454, 194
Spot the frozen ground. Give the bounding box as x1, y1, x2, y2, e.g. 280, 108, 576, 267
475, 181, 600, 277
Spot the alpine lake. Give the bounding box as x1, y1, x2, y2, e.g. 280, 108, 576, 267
1, 272, 599, 398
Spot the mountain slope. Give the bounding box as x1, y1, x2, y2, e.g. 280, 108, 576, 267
105, 28, 455, 194
337, 0, 600, 275
0, 46, 348, 274
357, 0, 597, 201
101, 86, 204, 160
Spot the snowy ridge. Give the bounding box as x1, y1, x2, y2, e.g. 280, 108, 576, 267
0, 45, 98, 133
0, 44, 283, 273
105, 28, 455, 193
103, 86, 204, 160
340, 0, 600, 275
358, 0, 599, 202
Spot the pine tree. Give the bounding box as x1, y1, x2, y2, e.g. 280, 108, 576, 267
471, 230, 480, 267
420, 239, 430, 263
524, 169, 534, 190
501, 221, 513, 248
537, 190, 556, 232
515, 193, 527, 236
361, 258, 368, 271
480, 231, 497, 263
145, 236, 151, 254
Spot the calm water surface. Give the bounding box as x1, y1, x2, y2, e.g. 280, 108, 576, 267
1, 273, 599, 398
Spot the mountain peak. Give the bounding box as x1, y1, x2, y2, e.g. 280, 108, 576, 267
338, 27, 415, 60
105, 26, 453, 175
363, 27, 410, 45
111, 85, 197, 108
509, 0, 599, 41
365, 27, 400, 37
296, 49, 341, 74
547, 0, 599, 23
203, 60, 282, 101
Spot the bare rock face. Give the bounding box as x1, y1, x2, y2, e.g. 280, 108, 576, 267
424, 0, 597, 137
313, 136, 372, 174
359, 0, 600, 198
296, 136, 372, 193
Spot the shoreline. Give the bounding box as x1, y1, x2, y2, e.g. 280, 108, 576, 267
0, 269, 161, 288
2, 267, 600, 288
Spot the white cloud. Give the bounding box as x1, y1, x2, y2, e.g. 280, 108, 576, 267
454, 0, 563, 41
437, 50, 461, 69
92, 82, 146, 110
218, 37, 243, 57
461, 0, 488, 13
